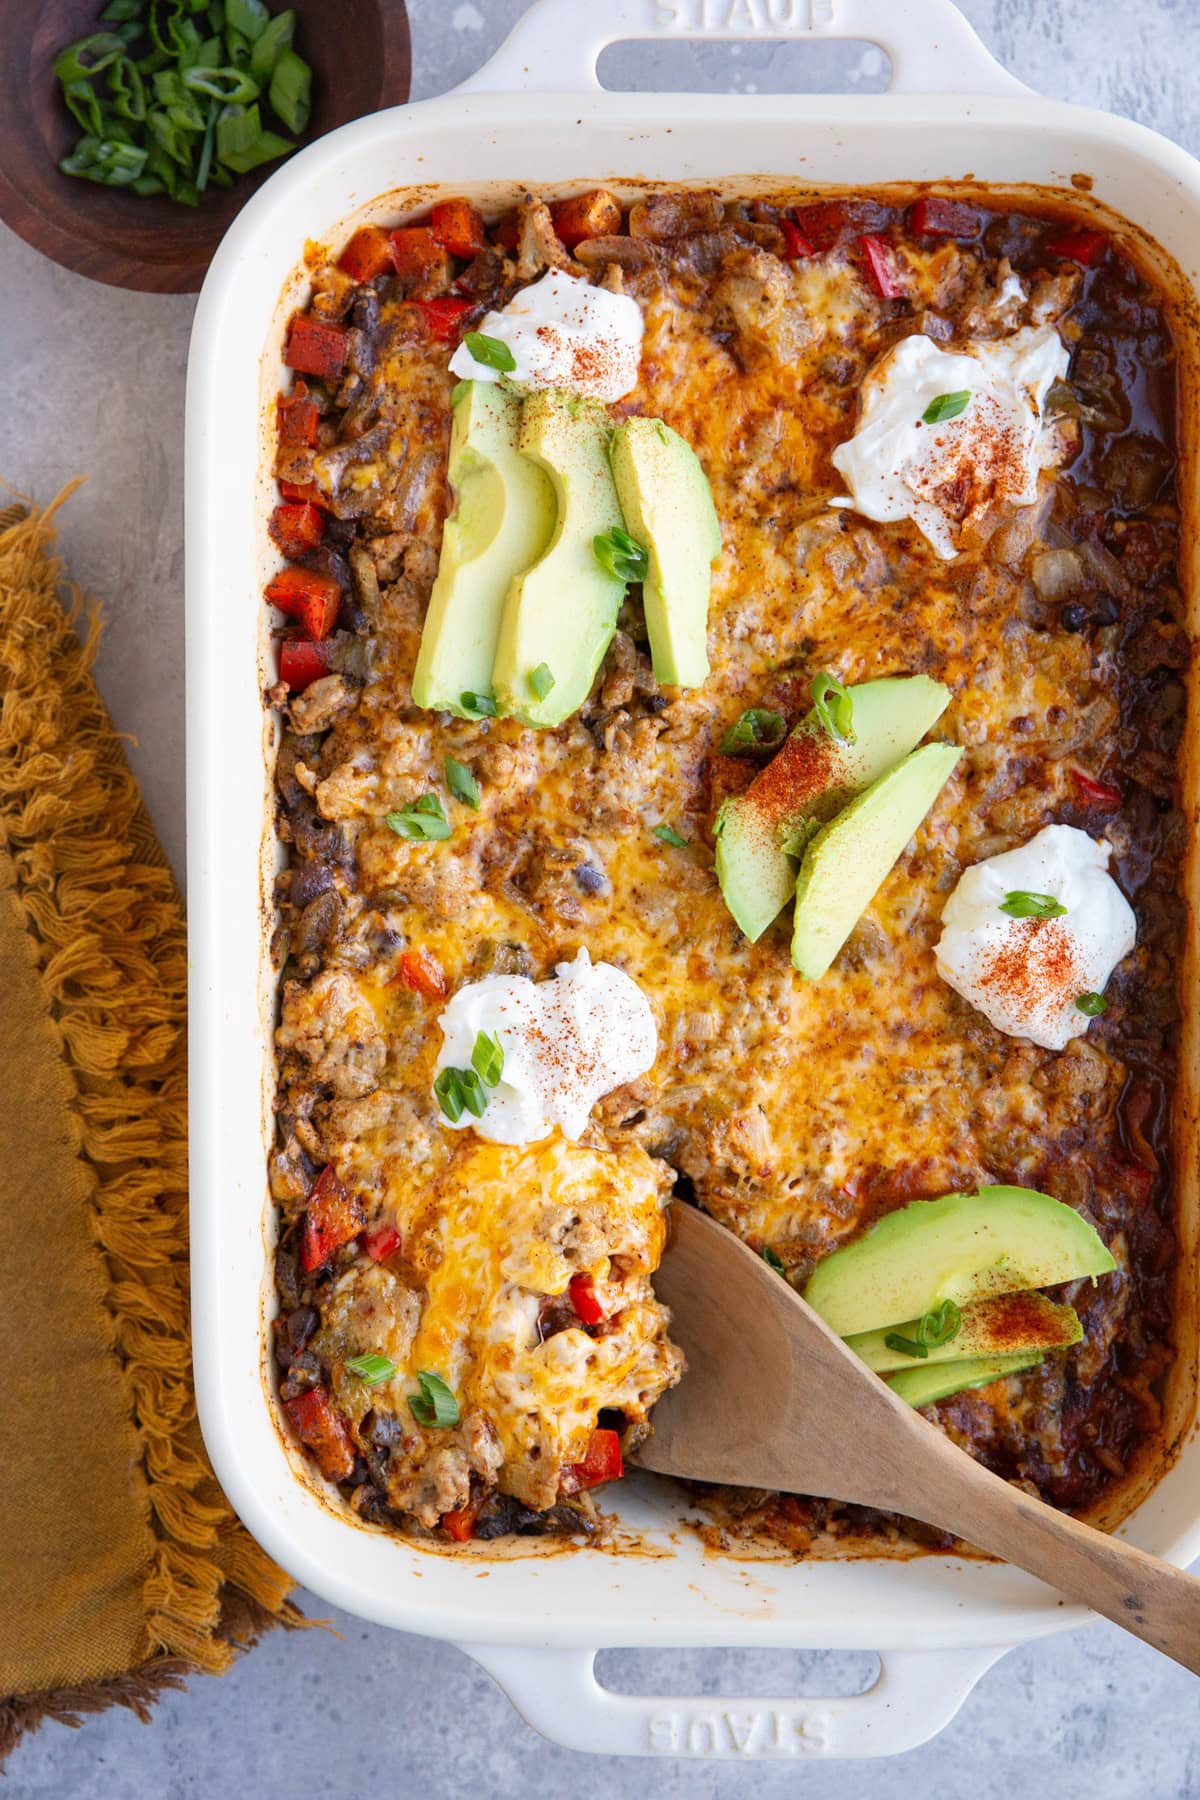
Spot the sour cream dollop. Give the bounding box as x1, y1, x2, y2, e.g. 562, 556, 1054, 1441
434, 947, 657, 1144
830, 326, 1069, 559
935, 825, 1136, 1051
447, 269, 644, 402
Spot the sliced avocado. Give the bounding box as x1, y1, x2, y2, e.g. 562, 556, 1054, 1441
609, 416, 721, 689
790, 740, 962, 978
847, 1291, 1082, 1374
803, 1185, 1116, 1338
715, 676, 951, 942
888, 1352, 1045, 1409
492, 390, 625, 727
412, 382, 556, 716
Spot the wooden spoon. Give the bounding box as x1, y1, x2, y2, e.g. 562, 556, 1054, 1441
635, 1203, 1200, 1674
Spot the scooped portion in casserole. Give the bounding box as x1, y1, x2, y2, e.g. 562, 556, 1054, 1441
267, 187, 1186, 1552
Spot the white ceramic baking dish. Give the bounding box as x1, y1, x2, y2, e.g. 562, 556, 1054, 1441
187, 0, 1200, 1760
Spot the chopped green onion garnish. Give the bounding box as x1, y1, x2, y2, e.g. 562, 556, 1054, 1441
434, 1067, 466, 1123
593, 525, 649, 584
460, 690, 497, 718
720, 708, 787, 756
653, 824, 688, 848
345, 1353, 397, 1385
386, 794, 452, 841
762, 1244, 785, 1275
922, 390, 972, 424
917, 1298, 962, 1348
810, 671, 855, 744
1076, 991, 1108, 1016
445, 756, 481, 809
464, 331, 517, 373
471, 1030, 504, 1088
52, 3, 310, 202
999, 890, 1067, 920
409, 1369, 461, 1429
530, 663, 555, 701
882, 1299, 962, 1361
458, 1068, 488, 1118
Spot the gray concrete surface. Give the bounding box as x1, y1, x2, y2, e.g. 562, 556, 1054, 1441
5, 1, 1200, 1793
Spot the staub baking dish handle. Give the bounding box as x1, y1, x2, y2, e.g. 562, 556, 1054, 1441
454, 0, 1030, 98
460, 1640, 1009, 1760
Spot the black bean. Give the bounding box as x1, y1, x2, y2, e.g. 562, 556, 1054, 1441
1093, 591, 1121, 625
1060, 602, 1089, 632
574, 864, 607, 896
287, 1305, 319, 1354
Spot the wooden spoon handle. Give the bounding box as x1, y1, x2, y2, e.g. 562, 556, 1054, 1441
911, 1446, 1200, 1673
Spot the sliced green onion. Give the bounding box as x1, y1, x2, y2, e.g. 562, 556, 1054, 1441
999, 890, 1067, 920
720, 708, 786, 755
60, 135, 149, 184
810, 671, 855, 744
409, 1369, 461, 1429
445, 756, 480, 809
386, 794, 452, 841
62, 81, 106, 135
593, 525, 649, 584
463, 331, 517, 373
653, 824, 688, 848
250, 8, 296, 82
345, 1353, 397, 1385
53, 32, 127, 84
458, 1068, 488, 1118
922, 390, 971, 424
762, 1244, 785, 1275
102, 0, 146, 20
214, 100, 292, 173
107, 55, 147, 122
182, 64, 261, 102
471, 1030, 504, 1088
1076, 991, 1107, 1016
884, 1330, 928, 1359
268, 46, 310, 133
225, 0, 271, 39
916, 1298, 962, 1348
529, 663, 555, 701
434, 1068, 465, 1123
460, 690, 497, 718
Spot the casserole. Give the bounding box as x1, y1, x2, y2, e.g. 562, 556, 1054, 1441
187, 0, 1200, 1759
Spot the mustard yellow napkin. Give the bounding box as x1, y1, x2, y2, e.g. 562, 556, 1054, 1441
0, 489, 302, 1762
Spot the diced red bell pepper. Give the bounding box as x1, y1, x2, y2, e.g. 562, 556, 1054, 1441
300, 1165, 367, 1272
268, 502, 325, 560
431, 198, 487, 259
1108, 1153, 1153, 1206
857, 233, 905, 298
285, 315, 350, 380
396, 947, 448, 1000
278, 479, 330, 510
549, 188, 621, 249
338, 224, 395, 282
1044, 227, 1107, 267
277, 380, 319, 447
1071, 766, 1122, 808
441, 1505, 477, 1543
779, 217, 816, 260
279, 637, 334, 692
568, 1272, 607, 1327
265, 566, 342, 639
561, 1427, 624, 1495
365, 1222, 403, 1262
389, 226, 450, 281
791, 200, 855, 251
907, 197, 983, 239
492, 213, 519, 252
410, 297, 474, 344
284, 1387, 356, 1483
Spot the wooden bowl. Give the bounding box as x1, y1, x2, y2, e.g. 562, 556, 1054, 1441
0, 0, 411, 292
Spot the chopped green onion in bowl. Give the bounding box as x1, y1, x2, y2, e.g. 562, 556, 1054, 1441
52, 0, 312, 204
